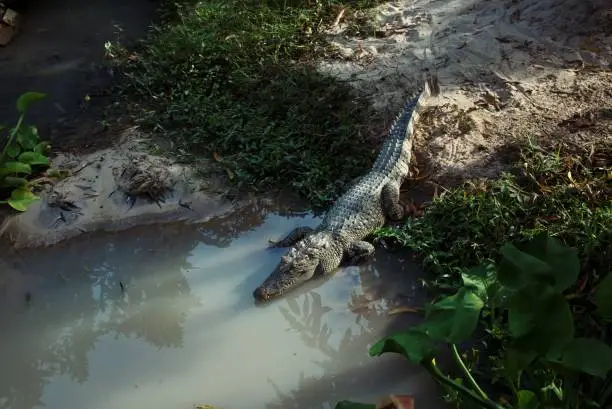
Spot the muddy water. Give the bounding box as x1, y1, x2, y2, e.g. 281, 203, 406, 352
0, 201, 446, 409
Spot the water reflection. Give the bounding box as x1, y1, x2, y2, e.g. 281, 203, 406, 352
0, 200, 444, 409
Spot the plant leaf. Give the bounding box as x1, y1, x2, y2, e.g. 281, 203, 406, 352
18, 151, 50, 166
7, 188, 39, 211
16, 92, 46, 114
497, 242, 552, 289
16, 125, 41, 150
595, 274, 612, 320
423, 287, 484, 343
498, 235, 579, 292
557, 338, 612, 378
521, 235, 580, 292
369, 329, 437, 364
516, 390, 539, 409
5, 142, 21, 159
461, 264, 493, 300
335, 401, 376, 409
1, 176, 29, 188
3, 161, 32, 174
504, 347, 538, 379
508, 283, 574, 357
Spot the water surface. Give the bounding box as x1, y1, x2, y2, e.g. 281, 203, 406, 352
0, 201, 445, 409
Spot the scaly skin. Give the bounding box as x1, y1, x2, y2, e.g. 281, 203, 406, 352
253, 74, 440, 302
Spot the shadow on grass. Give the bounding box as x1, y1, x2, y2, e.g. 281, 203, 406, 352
112, 0, 389, 208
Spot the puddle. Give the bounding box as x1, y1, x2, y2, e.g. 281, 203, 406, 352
0, 202, 446, 409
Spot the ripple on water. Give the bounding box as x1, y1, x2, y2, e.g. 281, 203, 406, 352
0, 202, 447, 409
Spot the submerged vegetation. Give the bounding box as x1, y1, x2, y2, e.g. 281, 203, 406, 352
338, 141, 612, 408
111, 0, 385, 206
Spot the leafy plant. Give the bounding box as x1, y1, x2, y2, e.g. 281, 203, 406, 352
0, 92, 51, 212
375, 141, 611, 292
338, 235, 612, 409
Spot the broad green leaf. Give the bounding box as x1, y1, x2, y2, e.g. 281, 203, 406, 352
7, 188, 39, 211
4, 142, 21, 159
498, 236, 579, 292
521, 235, 579, 292
369, 329, 437, 363
423, 287, 484, 343
557, 338, 612, 378
1, 176, 28, 188
595, 274, 612, 320
335, 401, 376, 409
16, 92, 46, 114
508, 283, 574, 356
16, 125, 40, 150
18, 151, 49, 166
2, 161, 32, 174
498, 242, 552, 289
504, 347, 537, 379
516, 390, 539, 409
462, 263, 510, 307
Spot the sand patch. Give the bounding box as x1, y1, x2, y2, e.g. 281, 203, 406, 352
320, 0, 612, 185
0, 128, 239, 249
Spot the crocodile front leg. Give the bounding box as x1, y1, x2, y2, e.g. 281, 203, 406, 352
318, 249, 344, 275
269, 226, 315, 248
343, 240, 376, 264
381, 181, 404, 221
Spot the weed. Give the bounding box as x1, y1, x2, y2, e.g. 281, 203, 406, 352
376, 140, 611, 289
112, 0, 387, 207
0, 92, 52, 212
338, 236, 612, 409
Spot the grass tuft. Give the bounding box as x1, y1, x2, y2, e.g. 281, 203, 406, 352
377, 140, 612, 286
113, 0, 386, 206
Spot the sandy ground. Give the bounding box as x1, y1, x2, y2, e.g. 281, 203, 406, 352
321, 0, 612, 185
1, 0, 611, 248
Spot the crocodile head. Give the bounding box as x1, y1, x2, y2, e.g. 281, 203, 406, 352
253, 247, 320, 302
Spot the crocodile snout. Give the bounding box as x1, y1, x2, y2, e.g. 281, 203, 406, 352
253, 286, 270, 301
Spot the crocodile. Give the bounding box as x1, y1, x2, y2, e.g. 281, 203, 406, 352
253, 73, 440, 302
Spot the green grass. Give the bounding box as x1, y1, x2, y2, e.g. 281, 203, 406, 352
377, 140, 612, 289
113, 0, 386, 206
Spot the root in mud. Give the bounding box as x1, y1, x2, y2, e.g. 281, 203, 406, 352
114, 153, 175, 202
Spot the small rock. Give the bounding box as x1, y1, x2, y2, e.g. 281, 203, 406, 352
0, 6, 20, 46
0, 23, 15, 46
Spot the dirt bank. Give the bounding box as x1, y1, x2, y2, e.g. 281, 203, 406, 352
0, 129, 242, 248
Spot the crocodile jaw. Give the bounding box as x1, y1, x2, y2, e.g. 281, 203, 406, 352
253, 254, 318, 302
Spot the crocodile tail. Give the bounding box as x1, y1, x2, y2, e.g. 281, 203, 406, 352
401, 70, 440, 141
423, 70, 440, 98
372, 73, 440, 171
402, 70, 440, 140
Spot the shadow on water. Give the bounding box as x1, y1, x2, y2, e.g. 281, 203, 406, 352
0, 199, 447, 409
